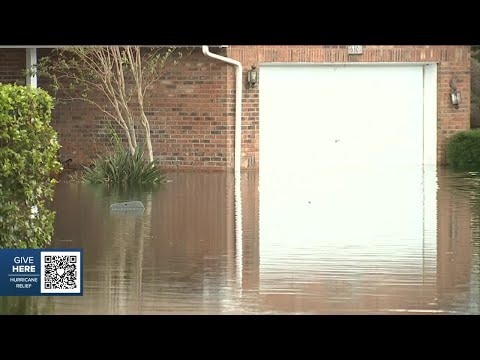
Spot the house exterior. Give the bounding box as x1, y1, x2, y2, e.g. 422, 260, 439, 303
0, 46, 471, 170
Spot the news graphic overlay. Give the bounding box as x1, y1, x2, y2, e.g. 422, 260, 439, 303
0, 249, 83, 296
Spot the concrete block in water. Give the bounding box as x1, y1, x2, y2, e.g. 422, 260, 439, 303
110, 201, 145, 211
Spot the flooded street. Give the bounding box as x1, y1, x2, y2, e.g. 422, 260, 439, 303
2, 166, 480, 314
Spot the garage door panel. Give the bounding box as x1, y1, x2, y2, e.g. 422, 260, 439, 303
259, 65, 424, 170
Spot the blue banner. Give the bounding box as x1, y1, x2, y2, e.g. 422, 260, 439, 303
0, 249, 83, 296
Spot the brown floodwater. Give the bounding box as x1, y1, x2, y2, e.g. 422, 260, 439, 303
1, 166, 480, 314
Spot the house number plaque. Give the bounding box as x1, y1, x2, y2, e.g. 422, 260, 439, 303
347, 45, 363, 55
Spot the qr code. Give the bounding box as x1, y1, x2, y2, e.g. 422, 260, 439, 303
40, 251, 81, 294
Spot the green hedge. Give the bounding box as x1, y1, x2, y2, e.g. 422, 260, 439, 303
446, 129, 480, 170
0, 83, 61, 248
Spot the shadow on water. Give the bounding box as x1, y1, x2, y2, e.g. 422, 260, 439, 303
3, 166, 480, 314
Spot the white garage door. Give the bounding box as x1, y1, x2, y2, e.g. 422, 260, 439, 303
257, 65, 438, 298
259, 65, 432, 171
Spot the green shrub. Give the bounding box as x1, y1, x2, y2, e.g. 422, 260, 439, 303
82, 145, 165, 185
0, 83, 61, 248
446, 129, 480, 169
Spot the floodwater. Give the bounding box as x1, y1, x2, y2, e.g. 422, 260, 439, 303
1, 166, 480, 314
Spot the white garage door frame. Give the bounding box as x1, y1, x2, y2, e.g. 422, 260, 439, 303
258, 62, 438, 165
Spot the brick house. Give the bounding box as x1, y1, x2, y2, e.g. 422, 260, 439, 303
0, 46, 471, 171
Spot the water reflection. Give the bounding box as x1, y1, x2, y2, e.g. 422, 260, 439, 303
257, 165, 438, 313
2, 166, 480, 314
50, 174, 236, 314
436, 168, 478, 313
0, 296, 54, 315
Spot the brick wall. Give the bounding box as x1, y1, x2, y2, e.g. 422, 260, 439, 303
37, 48, 235, 171
228, 45, 471, 167
0, 46, 471, 169
0, 49, 25, 85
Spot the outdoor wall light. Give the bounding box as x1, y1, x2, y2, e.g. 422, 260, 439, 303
247, 65, 258, 89
450, 78, 461, 109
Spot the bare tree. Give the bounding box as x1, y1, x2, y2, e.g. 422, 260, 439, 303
35, 46, 184, 162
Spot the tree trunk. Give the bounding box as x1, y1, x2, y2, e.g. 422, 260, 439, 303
125, 131, 136, 156
128, 123, 137, 155
140, 110, 154, 162
145, 130, 154, 163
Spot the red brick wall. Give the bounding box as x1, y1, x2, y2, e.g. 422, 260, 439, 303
37, 48, 234, 170
0, 49, 25, 85
0, 46, 471, 169
227, 45, 471, 167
